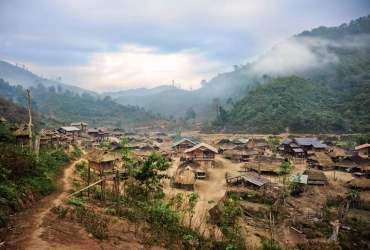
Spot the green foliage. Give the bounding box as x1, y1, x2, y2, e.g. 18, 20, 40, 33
68, 197, 86, 207
259, 240, 282, 250
71, 144, 82, 158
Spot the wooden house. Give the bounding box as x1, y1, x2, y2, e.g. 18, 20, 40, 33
355, 144, 370, 159
58, 126, 80, 140
302, 170, 327, 185
184, 142, 218, 168
13, 123, 32, 148
327, 147, 346, 162
87, 127, 110, 140
71, 122, 88, 131
85, 149, 119, 172
281, 138, 327, 158
172, 138, 196, 154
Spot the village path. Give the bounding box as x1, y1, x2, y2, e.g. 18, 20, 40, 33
1, 150, 92, 250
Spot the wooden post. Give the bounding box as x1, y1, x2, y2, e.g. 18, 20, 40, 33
116, 170, 121, 211
100, 169, 104, 207
87, 166, 91, 197
26, 90, 33, 152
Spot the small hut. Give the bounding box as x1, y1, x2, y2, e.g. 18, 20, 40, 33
303, 170, 327, 185
348, 178, 370, 191
13, 123, 32, 148
177, 159, 207, 179
172, 169, 196, 190
243, 156, 284, 175
85, 149, 119, 172
313, 152, 334, 170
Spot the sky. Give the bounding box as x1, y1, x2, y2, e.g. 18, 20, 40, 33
0, 0, 369, 93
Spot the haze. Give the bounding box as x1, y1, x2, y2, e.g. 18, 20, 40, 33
0, 0, 369, 92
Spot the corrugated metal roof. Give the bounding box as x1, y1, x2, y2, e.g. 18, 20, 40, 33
71, 122, 88, 126
294, 138, 320, 146
184, 142, 218, 153
312, 143, 328, 148
240, 172, 270, 186
282, 139, 291, 145
172, 138, 196, 147
293, 148, 304, 153
355, 143, 370, 150
60, 126, 80, 132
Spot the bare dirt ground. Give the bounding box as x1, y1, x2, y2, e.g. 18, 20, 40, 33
1, 153, 164, 250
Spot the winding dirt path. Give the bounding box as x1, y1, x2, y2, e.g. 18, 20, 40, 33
1, 156, 87, 250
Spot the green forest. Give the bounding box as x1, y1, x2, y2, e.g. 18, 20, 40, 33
213, 76, 370, 134
0, 79, 162, 129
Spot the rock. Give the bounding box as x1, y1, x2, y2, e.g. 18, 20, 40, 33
88, 233, 93, 238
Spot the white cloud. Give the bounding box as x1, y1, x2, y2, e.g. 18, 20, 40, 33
30, 44, 223, 92
251, 37, 339, 76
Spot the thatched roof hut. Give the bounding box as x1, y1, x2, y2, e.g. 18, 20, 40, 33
314, 152, 334, 170
222, 146, 258, 161
13, 123, 32, 146
247, 138, 269, 149
85, 149, 119, 172
348, 178, 370, 191
243, 156, 284, 174
303, 170, 327, 185
172, 170, 196, 190
177, 159, 207, 179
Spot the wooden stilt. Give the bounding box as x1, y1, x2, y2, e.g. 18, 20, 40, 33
116, 170, 121, 211
87, 166, 91, 197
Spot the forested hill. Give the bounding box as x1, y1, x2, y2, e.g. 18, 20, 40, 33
0, 96, 62, 130
0, 61, 98, 97
0, 78, 164, 129
116, 15, 370, 123
212, 76, 370, 134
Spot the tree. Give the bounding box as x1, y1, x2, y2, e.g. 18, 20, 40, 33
115, 120, 122, 128
185, 107, 196, 122
134, 152, 171, 200
48, 86, 56, 92
212, 98, 220, 118
57, 85, 62, 93
277, 160, 294, 198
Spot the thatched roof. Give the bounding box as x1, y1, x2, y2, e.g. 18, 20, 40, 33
174, 170, 196, 185
244, 156, 284, 173
248, 138, 269, 148
13, 123, 32, 137
222, 147, 258, 159
315, 152, 334, 168
327, 148, 346, 158
208, 200, 224, 224
85, 149, 119, 163
177, 159, 206, 174
336, 155, 370, 170
348, 178, 370, 190
303, 170, 327, 183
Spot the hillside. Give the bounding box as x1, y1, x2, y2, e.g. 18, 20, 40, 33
104, 85, 177, 98
0, 78, 166, 129
0, 96, 62, 130
116, 15, 370, 125
216, 76, 370, 134
0, 61, 98, 96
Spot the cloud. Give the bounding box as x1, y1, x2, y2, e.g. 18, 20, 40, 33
28, 44, 225, 93
250, 37, 339, 76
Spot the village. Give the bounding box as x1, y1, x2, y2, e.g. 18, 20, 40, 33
2, 117, 370, 249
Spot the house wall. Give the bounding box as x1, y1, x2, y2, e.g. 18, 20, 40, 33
358, 147, 369, 159
175, 142, 194, 153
